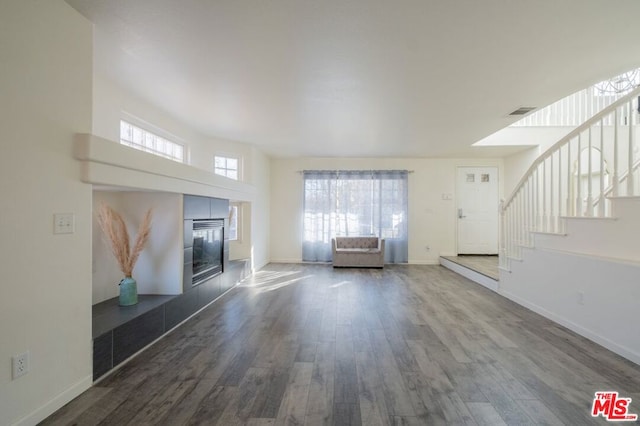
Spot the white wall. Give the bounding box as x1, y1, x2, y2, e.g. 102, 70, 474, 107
250, 148, 271, 271
0, 1, 94, 425
503, 146, 540, 197
92, 73, 271, 270
494, 127, 571, 196
92, 191, 183, 304
92, 74, 254, 178
229, 202, 253, 261
270, 157, 503, 264
500, 248, 640, 365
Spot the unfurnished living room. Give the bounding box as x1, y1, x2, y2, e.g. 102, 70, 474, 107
2, 1, 640, 425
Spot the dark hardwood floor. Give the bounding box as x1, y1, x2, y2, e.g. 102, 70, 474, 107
42, 264, 640, 425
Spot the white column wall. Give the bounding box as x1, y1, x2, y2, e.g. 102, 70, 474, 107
0, 1, 94, 424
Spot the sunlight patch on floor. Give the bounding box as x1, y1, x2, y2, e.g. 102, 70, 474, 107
240, 269, 315, 293
329, 280, 352, 289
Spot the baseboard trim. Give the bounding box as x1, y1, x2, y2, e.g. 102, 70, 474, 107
269, 259, 440, 266
439, 257, 499, 292
407, 259, 440, 265
13, 374, 92, 426
500, 289, 640, 366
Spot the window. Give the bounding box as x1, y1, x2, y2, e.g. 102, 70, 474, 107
228, 205, 239, 241
302, 170, 409, 263
214, 156, 239, 180
593, 68, 640, 96
120, 120, 185, 163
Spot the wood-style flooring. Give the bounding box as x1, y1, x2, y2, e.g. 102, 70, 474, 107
42, 264, 640, 425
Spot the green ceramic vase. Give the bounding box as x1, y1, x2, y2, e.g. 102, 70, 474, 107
119, 277, 138, 306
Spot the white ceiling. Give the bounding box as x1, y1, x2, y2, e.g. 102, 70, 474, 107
66, 0, 640, 158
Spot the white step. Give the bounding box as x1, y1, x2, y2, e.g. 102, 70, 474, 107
439, 257, 499, 292
532, 209, 640, 262
608, 196, 640, 217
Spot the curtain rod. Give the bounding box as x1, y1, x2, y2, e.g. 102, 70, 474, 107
295, 169, 414, 173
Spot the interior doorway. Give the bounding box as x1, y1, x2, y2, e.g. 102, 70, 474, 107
456, 166, 499, 254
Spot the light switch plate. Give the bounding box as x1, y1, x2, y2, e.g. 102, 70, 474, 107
54, 213, 75, 234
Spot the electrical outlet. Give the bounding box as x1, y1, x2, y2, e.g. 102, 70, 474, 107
12, 351, 29, 379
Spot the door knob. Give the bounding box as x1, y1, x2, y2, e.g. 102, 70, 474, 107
458, 208, 466, 219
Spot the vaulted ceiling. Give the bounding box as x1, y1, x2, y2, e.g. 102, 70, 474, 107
66, 0, 640, 158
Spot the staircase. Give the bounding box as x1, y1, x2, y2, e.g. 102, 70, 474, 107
498, 86, 640, 365
500, 85, 640, 270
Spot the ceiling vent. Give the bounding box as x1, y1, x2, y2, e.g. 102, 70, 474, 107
509, 106, 537, 116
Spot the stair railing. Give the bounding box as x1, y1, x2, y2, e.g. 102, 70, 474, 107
500, 86, 640, 270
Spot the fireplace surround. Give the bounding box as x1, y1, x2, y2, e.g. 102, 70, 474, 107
183, 194, 230, 292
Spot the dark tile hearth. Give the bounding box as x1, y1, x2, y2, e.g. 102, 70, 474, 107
92, 294, 176, 338
91, 259, 250, 381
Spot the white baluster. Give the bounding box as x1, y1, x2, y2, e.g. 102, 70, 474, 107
515, 199, 519, 256
567, 139, 572, 216
542, 159, 547, 231
576, 133, 582, 216
549, 154, 556, 232
504, 205, 509, 259
511, 196, 516, 255
612, 108, 619, 197
499, 200, 506, 267
527, 177, 532, 246
512, 202, 517, 257
517, 192, 522, 257
628, 101, 635, 196
629, 100, 636, 196
507, 205, 515, 257
520, 189, 524, 253
558, 147, 563, 231
599, 118, 605, 217
535, 168, 540, 231
586, 127, 593, 217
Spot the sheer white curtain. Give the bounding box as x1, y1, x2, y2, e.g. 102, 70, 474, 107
302, 170, 408, 263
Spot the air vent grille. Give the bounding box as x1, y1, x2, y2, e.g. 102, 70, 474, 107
509, 106, 537, 116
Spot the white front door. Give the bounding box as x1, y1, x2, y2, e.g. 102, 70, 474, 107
456, 167, 499, 254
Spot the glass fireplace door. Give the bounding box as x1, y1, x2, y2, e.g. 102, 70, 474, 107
192, 219, 223, 285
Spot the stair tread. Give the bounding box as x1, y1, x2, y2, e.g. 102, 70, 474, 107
606, 195, 640, 200
531, 231, 567, 236
517, 244, 535, 249
559, 215, 618, 221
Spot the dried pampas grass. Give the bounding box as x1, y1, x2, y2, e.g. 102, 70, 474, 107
97, 203, 153, 278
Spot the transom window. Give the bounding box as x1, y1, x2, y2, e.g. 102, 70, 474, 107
214, 156, 239, 180
120, 120, 185, 163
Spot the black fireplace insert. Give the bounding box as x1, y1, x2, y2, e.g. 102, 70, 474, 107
192, 219, 224, 285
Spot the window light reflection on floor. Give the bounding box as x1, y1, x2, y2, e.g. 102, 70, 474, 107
241, 269, 314, 293
329, 281, 352, 289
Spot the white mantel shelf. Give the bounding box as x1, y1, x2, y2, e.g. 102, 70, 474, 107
75, 133, 256, 201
